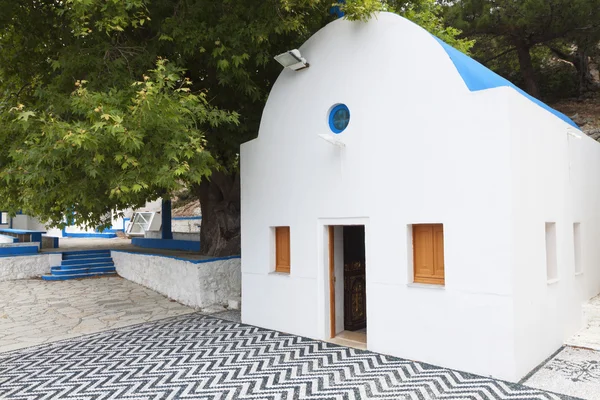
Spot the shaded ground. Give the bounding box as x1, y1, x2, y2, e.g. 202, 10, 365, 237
552, 96, 600, 138
0, 313, 570, 400
0, 277, 194, 353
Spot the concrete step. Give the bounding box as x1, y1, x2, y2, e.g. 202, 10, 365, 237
566, 326, 600, 351
58, 262, 114, 271
567, 295, 600, 350
61, 257, 113, 266
51, 266, 116, 275
41, 271, 117, 281
583, 296, 600, 326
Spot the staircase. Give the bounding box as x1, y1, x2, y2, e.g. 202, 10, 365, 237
42, 250, 117, 281
566, 295, 600, 350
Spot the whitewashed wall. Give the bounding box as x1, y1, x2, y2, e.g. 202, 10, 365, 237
507, 90, 600, 379
113, 252, 241, 309
240, 12, 599, 382
11, 215, 46, 231
0, 254, 52, 282
173, 219, 201, 233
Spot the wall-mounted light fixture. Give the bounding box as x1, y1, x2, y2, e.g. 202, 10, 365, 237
274, 49, 309, 71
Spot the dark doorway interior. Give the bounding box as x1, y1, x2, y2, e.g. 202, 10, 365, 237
343, 226, 366, 331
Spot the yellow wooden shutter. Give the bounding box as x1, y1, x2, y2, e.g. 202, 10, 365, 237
275, 227, 291, 273
413, 224, 445, 285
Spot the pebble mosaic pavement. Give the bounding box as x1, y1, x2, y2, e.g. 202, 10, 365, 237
0, 312, 575, 400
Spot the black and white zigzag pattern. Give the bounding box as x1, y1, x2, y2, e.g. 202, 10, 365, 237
0, 314, 572, 400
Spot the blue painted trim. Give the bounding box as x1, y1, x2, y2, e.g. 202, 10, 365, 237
432, 37, 580, 129
172, 216, 202, 221
112, 250, 240, 265
96, 228, 123, 234
0, 228, 46, 234
0, 246, 38, 256
330, 0, 345, 17
62, 249, 111, 256
63, 233, 117, 238
328, 104, 350, 134
132, 238, 200, 252
0, 229, 44, 244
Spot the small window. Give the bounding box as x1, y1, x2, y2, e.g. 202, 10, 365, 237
545, 222, 558, 281
275, 226, 291, 273
412, 224, 445, 285
329, 104, 350, 134
574, 223, 582, 274
0, 212, 7, 225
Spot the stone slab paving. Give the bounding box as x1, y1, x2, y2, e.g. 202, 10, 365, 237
0, 277, 194, 353
524, 346, 600, 400
0, 313, 573, 400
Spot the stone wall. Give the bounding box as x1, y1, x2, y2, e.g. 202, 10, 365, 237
0, 242, 38, 248
0, 254, 51, 282
144, 231, 199, 241
112, 251, 241, 310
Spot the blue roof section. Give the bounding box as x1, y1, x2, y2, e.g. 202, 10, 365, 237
433, 37, 580, 130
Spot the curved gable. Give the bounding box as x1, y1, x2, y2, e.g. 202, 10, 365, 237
433, 37, 579, 130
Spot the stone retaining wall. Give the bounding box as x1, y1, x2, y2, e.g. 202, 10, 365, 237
0, 242, 39, 248
112, 252, 241, 310
0, 254, 51, 282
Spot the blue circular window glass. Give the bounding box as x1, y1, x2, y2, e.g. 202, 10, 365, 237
329, 104, 350, 134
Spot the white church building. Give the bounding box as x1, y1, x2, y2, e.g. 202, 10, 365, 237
240, 12, 600, 381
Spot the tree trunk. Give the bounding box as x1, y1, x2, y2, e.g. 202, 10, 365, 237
192, 170, 241, 257
514, 41, 541, 98
549, 45, 597, 96
575, 48, 596, 95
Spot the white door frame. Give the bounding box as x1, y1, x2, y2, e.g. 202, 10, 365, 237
317, 217, 370, 341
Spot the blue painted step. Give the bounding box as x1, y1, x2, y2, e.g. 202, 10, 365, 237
51, 266, 116, 275
42, 271, 117, 281
58, 262, 114, 271
42, 250, 117, 281
62, 257, 113, 265
63, 251, 111, 260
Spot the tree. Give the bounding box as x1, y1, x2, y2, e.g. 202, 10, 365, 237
0, 0, 471, 256
445, 0, 600, 98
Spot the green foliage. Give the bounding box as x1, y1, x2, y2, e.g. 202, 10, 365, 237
396, 0, 474, 53
446, 0, 600, 42
444, 0, 600, 97
0, 59, 237, 229
62, 0, 150, 36
340, 0, 386, 21
338, 0, 473, 52
0, 0, 472, 232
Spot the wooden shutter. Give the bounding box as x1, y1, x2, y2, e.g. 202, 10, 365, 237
413, 224, 445, 285
275, 227, 291, 273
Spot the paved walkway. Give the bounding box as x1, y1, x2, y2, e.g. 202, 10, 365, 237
0, 277, 194, 353
0, 313, 571, 400
525, 346, 600, 400
566, 295, 600, 351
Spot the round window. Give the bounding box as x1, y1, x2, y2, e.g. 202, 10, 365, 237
329, 104, 350, 134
